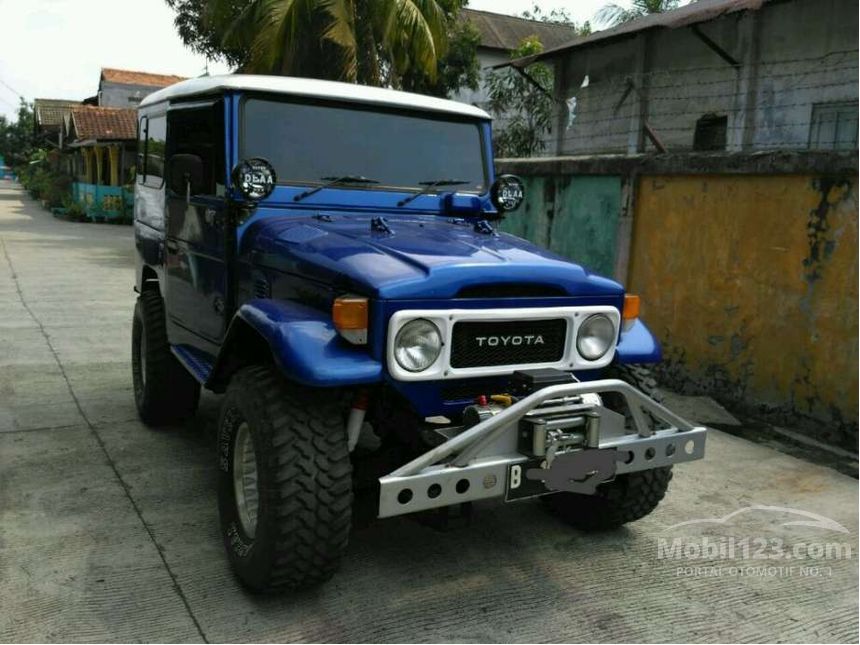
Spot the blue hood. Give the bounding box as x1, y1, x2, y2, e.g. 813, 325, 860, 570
243, 211, 623, 299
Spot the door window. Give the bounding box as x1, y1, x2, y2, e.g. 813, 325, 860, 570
167, 102, 225, 196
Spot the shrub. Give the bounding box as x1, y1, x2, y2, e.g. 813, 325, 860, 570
63, 197, 87, 222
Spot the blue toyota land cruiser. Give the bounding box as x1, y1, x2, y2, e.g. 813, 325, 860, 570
131, 75, 706, 593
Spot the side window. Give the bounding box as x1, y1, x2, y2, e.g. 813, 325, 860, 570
167, 102, 225, 196
136, 116, 147, 184
144, 115, 166, 186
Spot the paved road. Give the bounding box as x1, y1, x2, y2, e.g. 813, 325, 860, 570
1, 182, 857, 643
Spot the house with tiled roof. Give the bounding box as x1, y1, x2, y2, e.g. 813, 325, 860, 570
451, 9, 578, 111
461, 8, 579, 53
63, 105, 139, 220
66, 106, 138, 144
97, 67, 187, 107
52, 67, 185, 220
33, 98, 82, 147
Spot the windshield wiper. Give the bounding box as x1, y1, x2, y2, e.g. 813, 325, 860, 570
294, 175, 379, 202
397, 179, 469, 207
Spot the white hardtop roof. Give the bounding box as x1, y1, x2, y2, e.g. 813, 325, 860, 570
140, 74, 491, 119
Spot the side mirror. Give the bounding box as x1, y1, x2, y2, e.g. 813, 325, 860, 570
167, 153, 205, 198
490, 174, 525, 214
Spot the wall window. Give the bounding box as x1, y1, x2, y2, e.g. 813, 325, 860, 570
809, 101, 858, 150
693, 114, 728, 151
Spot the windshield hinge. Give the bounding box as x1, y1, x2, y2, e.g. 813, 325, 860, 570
371, 216, 393, 234
473, 219, 496, 235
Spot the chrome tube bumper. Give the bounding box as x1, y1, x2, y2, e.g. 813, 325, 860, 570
378, 379, 707, 518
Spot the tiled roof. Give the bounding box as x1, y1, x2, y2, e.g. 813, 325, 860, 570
101, 67, 187, 88
69, 106, 137, 141
34, 99, 82, 128
460, 8, 579, 52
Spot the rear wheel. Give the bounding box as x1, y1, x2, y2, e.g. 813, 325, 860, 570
132, 290, 200, 425
217, 365, 353, 592
545, 363, 672, 530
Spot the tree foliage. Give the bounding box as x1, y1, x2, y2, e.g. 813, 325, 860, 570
485, 5, 589, 159
595, 0, 683, 27
399, 0, 480, 98
165, 0, 478, 95
167, 0, 252, 67
485, 37, 553, 158
0, 100, 36, 169
520, 3, 591, 34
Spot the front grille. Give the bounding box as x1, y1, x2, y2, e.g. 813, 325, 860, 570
450, 319, 567, 368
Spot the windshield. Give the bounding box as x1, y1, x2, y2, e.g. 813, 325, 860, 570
241, 98, 487, 193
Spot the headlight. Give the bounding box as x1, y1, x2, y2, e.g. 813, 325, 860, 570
394, 319, 442, 372
576, 314, 615, 360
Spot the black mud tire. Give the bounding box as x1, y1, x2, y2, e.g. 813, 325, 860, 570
132, 290, 200, 425
217, 365, 353, 593
604, 363, 664, 406
545, 363, 671, 531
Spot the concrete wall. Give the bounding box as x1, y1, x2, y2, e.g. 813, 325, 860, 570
499, 175, 621, 277
629, 174, 858, 442
549, 0, 858, 155
497, 152, 858, 446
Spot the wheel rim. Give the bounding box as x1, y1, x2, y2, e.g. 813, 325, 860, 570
233, 422, 259, 539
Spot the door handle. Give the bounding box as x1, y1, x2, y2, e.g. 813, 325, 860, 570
204, 208, 223, 227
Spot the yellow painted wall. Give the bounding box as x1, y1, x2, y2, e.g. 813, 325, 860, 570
629, 175, 858, 428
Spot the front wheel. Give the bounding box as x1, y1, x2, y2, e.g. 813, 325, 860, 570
545, 363, 671, 530
217, 366, 353, 592
544, 467, 673, 531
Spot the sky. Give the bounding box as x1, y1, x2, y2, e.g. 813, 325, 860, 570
0, 0, 614, 121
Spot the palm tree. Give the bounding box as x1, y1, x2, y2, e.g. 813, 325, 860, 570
210, 0, 448, 86
595, 0, 685, 28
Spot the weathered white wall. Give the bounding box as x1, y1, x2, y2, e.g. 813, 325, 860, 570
751, 0, 858, 149
99, 82, 156, 108
550, 0, 858, 155
451, 48, 510, 111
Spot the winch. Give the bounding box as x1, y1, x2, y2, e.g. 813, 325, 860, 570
461, 369, 621, 467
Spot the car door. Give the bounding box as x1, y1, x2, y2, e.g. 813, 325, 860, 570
163, 100, 229, 346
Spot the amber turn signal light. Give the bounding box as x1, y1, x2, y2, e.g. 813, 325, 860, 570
623, 294, 640, 320
333, 296, 368, 344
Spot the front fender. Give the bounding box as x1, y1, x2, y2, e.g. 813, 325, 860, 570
614, 319, 662, 364
218, 299, 383, 388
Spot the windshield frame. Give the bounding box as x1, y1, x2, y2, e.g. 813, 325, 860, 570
238, 92, 490, 195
